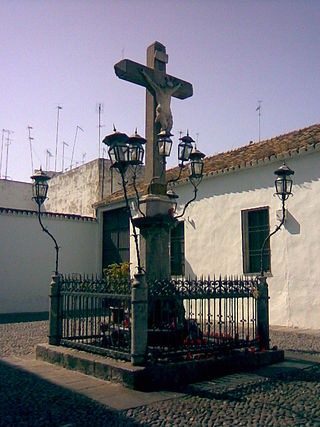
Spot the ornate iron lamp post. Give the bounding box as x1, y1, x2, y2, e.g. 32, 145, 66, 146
103, 127, 205, 273
260, 163, 294, 276
31, 170, 59, 275
173, 145, 205, 219
103, 128, 146, 273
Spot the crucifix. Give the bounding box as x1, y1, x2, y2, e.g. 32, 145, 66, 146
114, 41, 193, 193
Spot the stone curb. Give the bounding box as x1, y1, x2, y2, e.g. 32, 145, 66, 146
36, 343, 284, 391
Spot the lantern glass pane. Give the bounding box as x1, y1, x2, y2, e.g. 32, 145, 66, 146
191, 160, 204, 178
158, 137, 172, 157
128, 144, 144, 164
178, 142, 192, 162
286, 178, 293, 194
108, 146, 117, 165
275, 177, 286, 195
39, 182, 48, 199
116, 143, 128, 162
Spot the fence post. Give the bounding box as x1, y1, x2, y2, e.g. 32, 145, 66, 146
48, 275, 62, 346
131, 272, 148, 365
257, 276, 270, 350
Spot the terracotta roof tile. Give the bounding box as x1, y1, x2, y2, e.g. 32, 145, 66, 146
166, 123, 320, 182
96, 123, 320, 207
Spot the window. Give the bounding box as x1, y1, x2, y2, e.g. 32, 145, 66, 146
170, 221, 185, 276
241, 207, 270, 274
102, 208, 129, 269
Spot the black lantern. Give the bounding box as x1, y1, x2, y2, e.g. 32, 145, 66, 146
157, 130, 173, 157
128, 130, 146, 166
274, 163, 294, 201
102, 127, 129, 171
178, 131, 194, 164
188, 148, 205, 187
31, 169, 59, 275
31, 169, 51, 206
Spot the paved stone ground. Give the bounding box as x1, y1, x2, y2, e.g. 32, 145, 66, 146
0, 321, 320, 426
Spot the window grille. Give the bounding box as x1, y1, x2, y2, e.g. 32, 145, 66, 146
170, 221, 185, 276
242, 207, 270, 274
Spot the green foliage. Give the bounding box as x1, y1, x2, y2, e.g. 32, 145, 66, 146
103, 262, 131, 294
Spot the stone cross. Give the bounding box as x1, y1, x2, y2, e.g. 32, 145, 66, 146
114, 41, 193, 191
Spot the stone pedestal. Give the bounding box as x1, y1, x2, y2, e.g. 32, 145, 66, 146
48, 275, 62, 346
257, 276, 270, 350
134, 194, 174, 280
131, 273, 148, 366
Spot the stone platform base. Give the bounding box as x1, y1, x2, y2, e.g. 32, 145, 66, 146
36, 344, 284, 391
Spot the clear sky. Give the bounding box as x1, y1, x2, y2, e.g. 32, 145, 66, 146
1, 0, 320, 183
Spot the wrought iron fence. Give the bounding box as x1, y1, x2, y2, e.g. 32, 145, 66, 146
53, 274, 265, 364
147, 276, 260, 361
58, 274, 132, 361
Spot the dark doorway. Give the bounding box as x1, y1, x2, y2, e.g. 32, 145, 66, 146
102, 208, 130, 270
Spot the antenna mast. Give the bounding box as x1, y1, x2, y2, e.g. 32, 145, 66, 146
46, 149, 53, 171
256, 100, 262, 142
0, 129, 7, 178
28, 125, 34, 174
70, 125, 84, 169
62, 141, 69, 172
54, 105, 62, 171
4, 130, 13, 180
97, 103, 104, 158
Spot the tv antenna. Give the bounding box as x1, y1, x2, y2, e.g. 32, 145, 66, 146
27, 125, 34, 174
0, 129, 8, 178
70, 125, 84, 169
256, 100, 262, 142
196, 132, 199, 149
46, 149, 53, 171
62, 141, 69, 172
96, 103, 104, 158
4, 130, 13, 180
54, 105, 63, 172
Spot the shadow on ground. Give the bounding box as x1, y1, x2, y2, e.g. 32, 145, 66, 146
0, 360, 142, 427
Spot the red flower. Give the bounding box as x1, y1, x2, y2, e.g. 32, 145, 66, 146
183, 339, 188, 345
235, 333, 239, 341
256, 334, 260, 340
211, 332, 214, 337
203, 338, 208, 344
215, 332, 219, 337
206, 331, 209, 336
186, 352, 191, 360
250, 347, 255, 353
261, 348, 266, 353
171, 322, 175, 329
196, 339, 201, 345
227, 333, 231, 340
272, 345, 278, 351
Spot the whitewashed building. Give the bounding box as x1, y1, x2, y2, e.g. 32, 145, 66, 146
0, 159, 136, 316
1, 124, 320, 329
96, 123, 320, 330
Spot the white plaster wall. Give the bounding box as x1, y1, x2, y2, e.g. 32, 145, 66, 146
172, 150, 320, 329
45, 159, 122, 217
0, 211, 99, 314
0, 179, 34, 210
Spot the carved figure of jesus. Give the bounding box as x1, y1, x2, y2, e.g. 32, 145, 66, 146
141, 69, 181, 133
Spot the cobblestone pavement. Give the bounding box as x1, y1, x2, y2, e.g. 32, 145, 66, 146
0, 321, 320, 426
